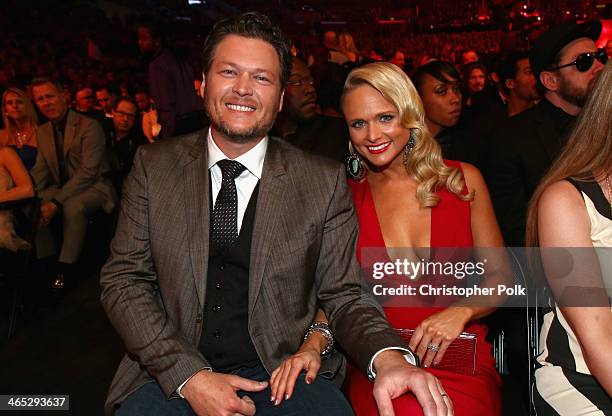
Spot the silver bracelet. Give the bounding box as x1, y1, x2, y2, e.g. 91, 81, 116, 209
303, 321, 334, 356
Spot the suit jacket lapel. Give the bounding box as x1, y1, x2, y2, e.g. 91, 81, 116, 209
63, 110, 78, 158
249, 138, 288, 316
183, 132, 210, 306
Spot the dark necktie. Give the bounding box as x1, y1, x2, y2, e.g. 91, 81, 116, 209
53, 125, 66, 185
212, 159, 246, 252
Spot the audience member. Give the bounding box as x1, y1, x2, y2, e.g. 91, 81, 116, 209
323, 31, 350, 65
484, 22, 606, 406
463, 61, 488, 107
94, 84, 117, 118
134, 87, 154, 114
462, 50, 480, 65
412, 60, 473, 162
30, 77, 117, 290
388, 50, 406, 71
497, 52, 540, 117
0, 87, 38, 170
337, 32, 359, 63
526, 60, 612, 415
137, 21, 204, 138
485, 19, 606, 246
100, 12, 447, 416
107, 97, 148, 190
0, 145, 34, 251
275, 61, 504, 415
272, 57, 349, 163
74, 87, 96, 115
468, 52, 540, 170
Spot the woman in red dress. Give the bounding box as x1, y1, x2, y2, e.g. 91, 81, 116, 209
271, 62, 505, 415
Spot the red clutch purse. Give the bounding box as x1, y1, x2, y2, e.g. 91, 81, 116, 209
396, 329, 477, 375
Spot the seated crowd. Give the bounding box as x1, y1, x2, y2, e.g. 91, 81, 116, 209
0, 5, 610, 416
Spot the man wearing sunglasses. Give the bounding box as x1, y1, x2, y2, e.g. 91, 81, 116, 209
485, 19, 605, 247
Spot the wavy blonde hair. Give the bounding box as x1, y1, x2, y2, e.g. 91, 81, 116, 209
2, 87, 38, 144
342, 62, 472, 207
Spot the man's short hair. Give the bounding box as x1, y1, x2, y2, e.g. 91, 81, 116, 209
138, 20, 164, 43
411, 60, 461, 94
30, 76, 63, 93
94, 83, 119, 96
498, 52, 530, 95
462, 61, 488, 81
201, 12, 292, 86
113, 96, 138, 112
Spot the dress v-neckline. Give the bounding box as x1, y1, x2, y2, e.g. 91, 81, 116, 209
364, 178, 433, 250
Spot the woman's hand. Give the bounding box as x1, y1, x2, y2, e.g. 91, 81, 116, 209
269, 344, 321, 406
409, 307, 472, 368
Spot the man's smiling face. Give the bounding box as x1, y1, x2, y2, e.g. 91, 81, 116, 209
203, 34, 284, 145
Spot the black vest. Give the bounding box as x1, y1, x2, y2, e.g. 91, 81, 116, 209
198, 182, 260, 372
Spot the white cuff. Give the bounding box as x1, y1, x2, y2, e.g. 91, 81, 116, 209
176, 367, 212, 398
367, 347, 417, 381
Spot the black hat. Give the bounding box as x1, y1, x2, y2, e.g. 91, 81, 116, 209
530, 20, 602, 78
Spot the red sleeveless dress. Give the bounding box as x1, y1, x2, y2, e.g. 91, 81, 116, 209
345, 160, 501, 416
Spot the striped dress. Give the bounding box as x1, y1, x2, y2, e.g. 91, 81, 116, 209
534, 179, 612, 415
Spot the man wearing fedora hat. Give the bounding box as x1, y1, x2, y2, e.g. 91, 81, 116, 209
485, 19, 606, 247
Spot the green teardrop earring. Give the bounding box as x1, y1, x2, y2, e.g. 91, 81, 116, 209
346, 149, 365, 181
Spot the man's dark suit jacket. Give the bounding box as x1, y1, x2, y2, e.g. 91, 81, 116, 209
100, 130, 406, 414
483, 98, 575, 246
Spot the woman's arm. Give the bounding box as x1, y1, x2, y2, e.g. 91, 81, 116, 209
269, 309, 330, 405
410, 163, 511, 366
538, 180, 612, 396
0, 147, 34, 203
457, 162, 510, 319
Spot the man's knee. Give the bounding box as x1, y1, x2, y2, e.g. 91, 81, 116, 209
62, 197, 88, 220
288, 373, 354, 415
117, 382, 195, 416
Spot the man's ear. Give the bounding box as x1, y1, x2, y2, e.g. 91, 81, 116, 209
278, 89, 285, 112
505, 78, 515, 91
539, 71, 559, 92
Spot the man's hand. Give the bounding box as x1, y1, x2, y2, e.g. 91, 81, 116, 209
372, 350, 453, 416
39, 201, 59, 227
181, 369, 268, 416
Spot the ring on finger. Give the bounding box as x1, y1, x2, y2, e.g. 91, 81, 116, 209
426, 342, 440, 352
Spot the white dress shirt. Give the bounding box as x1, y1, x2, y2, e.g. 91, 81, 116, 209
177, 129, 267, 397
207, 128, 267, 231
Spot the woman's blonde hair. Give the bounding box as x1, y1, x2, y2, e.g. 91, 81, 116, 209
2, 87, 38, 143
342, 62, 471, 207
526, 61, 612, 247
338, 32, 358, 55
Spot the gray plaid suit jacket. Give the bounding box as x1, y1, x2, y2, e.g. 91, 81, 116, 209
100, 130, 405, 414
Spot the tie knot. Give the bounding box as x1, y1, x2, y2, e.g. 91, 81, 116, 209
217, 159, 246, 180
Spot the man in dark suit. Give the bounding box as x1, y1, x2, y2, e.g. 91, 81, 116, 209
101, 12, 450, 416
484, 20, 605, 246
31, 77, 116, 288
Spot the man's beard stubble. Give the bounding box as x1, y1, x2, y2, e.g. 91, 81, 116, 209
204, 95, 278, 144
558, 71, 600, 108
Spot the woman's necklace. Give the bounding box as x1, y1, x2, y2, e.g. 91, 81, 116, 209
13, 127, 30, 147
